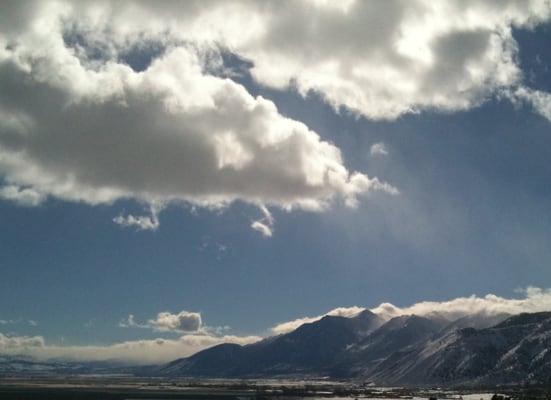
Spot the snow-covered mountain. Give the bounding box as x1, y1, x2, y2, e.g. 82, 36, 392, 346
363, 311, 551, 387
159, 311, 551, 387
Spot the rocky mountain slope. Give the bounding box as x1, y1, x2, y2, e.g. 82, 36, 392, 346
365, 311, 551, 387
161, 309, 384, 377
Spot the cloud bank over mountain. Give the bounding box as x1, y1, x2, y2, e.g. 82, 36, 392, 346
271, 306, 365, 334
371, 287, 551, 320
272, 287, 551, 334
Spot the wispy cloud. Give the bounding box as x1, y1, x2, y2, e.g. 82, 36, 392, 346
370, 142, 388, 156
251, 205, 275, 237
513, 87, 551, 122
113, 212, 159, 231
113, 205, 161, 231
0, 185, 45, 207
0, 318, 39, 327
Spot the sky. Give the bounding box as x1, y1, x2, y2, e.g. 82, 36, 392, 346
1, 0, 551, 364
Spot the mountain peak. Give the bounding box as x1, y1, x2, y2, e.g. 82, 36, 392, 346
494, 311, 551, 329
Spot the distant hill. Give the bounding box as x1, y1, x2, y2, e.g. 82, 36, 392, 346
0, 355, 135, 376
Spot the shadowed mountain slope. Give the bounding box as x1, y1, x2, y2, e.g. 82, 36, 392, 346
161, 309, 384, 377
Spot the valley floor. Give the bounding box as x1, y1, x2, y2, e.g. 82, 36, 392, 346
0, 377, 547, 400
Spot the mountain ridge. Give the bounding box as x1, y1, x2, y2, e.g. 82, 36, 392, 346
159, 311, 551, 387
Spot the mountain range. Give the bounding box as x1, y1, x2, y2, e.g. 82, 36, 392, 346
2, 310, 551, 387
159, 310, 551, 387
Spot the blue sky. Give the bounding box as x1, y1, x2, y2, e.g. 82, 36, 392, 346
1, 1, 551, 363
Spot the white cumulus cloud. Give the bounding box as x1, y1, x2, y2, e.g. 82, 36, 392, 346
44, 0, 549, 120
149, 311, 203, 333
229, 0, 551, 119
0, 1, 395, 230
119, 310, 203, 333
3, 0, 549, 231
